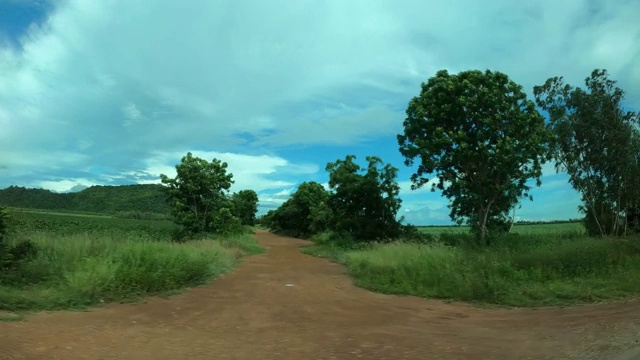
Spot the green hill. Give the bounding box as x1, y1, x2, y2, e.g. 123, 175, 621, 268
0, 184, 170, 215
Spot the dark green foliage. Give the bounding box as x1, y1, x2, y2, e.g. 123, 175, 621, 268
308, 201, 332, 234
160, 152, 239, 238
0, 208, 39, 273
269, 181, 329, 238
0, 207, 7, 241
257, 210, 276, 228
0, 184, 170, 215
400, 224, 436, 244
231, 190, 259, 226
398, 69, 550, 243
325, 155, 402, 242
534, 69, 640, 237
6, 210, 177, 239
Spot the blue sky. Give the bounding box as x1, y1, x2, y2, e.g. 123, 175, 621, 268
1, 0, 639, 225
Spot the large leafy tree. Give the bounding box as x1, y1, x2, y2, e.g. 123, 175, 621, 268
534, 69, 640, 236
160, 152, 235, 236
231, 190, 259, 226
398, 69, 550, 243
270, 181, 329, 237
325, 155, 402, 241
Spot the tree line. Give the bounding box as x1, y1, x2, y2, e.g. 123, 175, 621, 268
159, 152, 259, 240
259, 68, 639, 244
2, 68, 637, 246
0, 184, 171, 215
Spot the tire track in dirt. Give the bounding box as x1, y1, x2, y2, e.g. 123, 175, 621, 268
1, 230, 639, 359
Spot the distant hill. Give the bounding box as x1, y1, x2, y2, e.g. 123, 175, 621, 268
0, 184, 170, 215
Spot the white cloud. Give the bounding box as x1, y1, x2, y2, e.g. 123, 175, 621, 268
37, 178, 96, 193
129, 150, 316, 194
1, 0, 637, 224
122, 103, 143, 126
1, 0, 637, 162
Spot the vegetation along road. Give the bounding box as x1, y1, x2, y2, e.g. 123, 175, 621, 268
2, 230, 639, 360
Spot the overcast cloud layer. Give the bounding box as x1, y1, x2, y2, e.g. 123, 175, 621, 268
1, 0, 639, 224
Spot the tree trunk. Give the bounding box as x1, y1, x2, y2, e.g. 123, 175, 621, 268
623, 206, 629, 237
568, 168, 604, 237
478, 202, 493, 246
588, 197, 605, 237
508, 205, 517, 234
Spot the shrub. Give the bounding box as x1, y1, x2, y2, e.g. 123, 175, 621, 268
0, 232, 255, 311
325, 234, 640, 306
400, 224, 436, 244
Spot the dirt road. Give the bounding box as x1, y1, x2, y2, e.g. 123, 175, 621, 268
2, 231, 639, 359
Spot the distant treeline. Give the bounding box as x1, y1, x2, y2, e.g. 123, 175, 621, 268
418, 219, 583, 228
0, 184, 170, 216
514, 219, 583, 225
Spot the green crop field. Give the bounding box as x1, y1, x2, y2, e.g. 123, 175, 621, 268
417, 222, 585, 237
6, 209, 177, 239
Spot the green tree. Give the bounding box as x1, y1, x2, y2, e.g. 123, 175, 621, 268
160, 152, 236, 237
325, 155, 402, 241
534, 69, 640, 236
231, 190, 259, 226
0, 207, 7, 241
270, 181, 329, 237
398, 69, 549, 243
258, 210, 276, 228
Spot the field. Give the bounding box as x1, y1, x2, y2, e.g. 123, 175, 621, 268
304, 223, 640, 307
0, 210, 262, 312
417, 221, 585, 236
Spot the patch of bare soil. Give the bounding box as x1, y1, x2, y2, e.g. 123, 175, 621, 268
1, 230, 639, 359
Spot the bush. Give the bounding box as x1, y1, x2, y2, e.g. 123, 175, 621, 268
320, 234, 640, 306
0, 208, 40, 272
0, 207, 8, 240
439, 232, 481, 248
0, 232, 258, 311
400, 224, 436, 244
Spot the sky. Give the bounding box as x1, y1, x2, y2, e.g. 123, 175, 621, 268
1, 0, 639, 225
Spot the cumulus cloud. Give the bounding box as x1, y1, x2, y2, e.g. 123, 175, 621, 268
1, 0, 637, 222
129, 150, 317, 193
38, 178, 96, 193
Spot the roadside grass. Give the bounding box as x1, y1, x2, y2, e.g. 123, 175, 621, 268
0, 311, 24, 322
0, 231, 262, 312
303, 231, 640, 307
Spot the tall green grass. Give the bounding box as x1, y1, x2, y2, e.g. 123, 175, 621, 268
0, 232, 261, 311
307, 232, 640, 307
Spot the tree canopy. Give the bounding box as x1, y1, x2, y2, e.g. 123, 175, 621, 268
534, 69, 640, 236
160, 152, 238, 236
269, 181, 329, 238
325, 155, 402, 241
231, 190, 259, 226
398, 69, 550, 242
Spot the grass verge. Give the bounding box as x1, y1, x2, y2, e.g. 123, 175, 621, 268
0, 232, 262, 312
304, 232, 640, 307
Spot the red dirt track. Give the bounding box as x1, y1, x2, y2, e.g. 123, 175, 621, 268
2, 230, 639, 359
